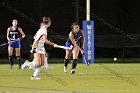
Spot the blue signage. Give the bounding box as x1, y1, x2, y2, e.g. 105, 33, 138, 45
82, 21, 94, 64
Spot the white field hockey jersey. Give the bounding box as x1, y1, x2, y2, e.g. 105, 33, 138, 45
30, 26, 47, 53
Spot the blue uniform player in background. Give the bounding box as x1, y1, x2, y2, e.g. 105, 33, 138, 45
64, 22, 84, 74
7, 19, 25, 69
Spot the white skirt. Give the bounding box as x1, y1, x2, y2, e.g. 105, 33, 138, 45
35, 48, 45, 54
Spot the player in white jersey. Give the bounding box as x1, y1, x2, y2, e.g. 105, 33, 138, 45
22, 17, 57, 80
27, 23, 53, 70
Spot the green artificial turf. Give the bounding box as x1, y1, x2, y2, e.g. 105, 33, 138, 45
0, 63, 139, 93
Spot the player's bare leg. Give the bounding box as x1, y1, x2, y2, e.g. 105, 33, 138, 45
8, 46, 14, 69
31, 53, 44, 80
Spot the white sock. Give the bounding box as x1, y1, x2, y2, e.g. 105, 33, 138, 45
32, 67, 42, 77
44, 57, 49, 68
27, 58, 35, 67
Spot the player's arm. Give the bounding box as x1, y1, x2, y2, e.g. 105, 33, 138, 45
7, 27, 10, 41
33, 35, 36, 39
18, 27, 25, 39
69, 32, 77, 46
42, 34, 57, 47
69, 32, 84, 54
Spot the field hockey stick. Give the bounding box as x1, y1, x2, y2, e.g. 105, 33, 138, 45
0, 43, 8, 47
57, 45, 73, 50
0, 38, 21, 47
83, 53, 90, 66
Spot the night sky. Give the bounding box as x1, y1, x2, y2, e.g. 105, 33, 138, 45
0, 0, 86, 35
0, 0, 140, 35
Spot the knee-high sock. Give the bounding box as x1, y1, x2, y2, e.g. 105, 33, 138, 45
64, 58, 69, 67
72, 59, 78, 69
32, 67, 42, 77
44, 57, 48, 68
17, 56, 21, 66
9, 56, 13, 66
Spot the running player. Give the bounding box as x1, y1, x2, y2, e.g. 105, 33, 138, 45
22, 17, 57, 80
64, 22, 84, 74
7, 19, 25, 69
25, 19, 53, 70
29, 20, 53, 70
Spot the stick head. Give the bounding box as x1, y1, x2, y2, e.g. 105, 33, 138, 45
83, 53, 90, 66
0, 43, 8, 47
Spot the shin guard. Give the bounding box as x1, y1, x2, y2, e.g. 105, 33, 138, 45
64, 58, 69, 67
9, 56, 13, 66
17, 56, 21, 67
72, 59, 78, 69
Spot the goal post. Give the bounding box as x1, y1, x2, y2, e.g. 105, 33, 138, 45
82, 0, 94, 64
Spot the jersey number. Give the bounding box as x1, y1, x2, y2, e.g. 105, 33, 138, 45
12, 35, 16, 39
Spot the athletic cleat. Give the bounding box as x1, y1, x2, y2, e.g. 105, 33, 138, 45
71, 69, 75, 74
31, 76, 41, 80
18, 66, 21, 69
45, 66, 53, 70
10, 65, 13, 69
21, 60, 29, 70
29, 66, 35, 70
64, 66, 67, 73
